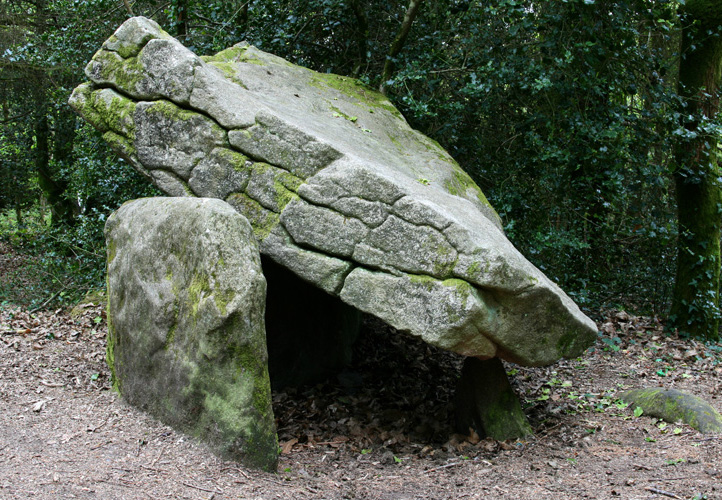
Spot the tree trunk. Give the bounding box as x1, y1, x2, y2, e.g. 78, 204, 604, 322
34, 105, 72, 226
379, 0, 425, 95
349, 0, 369, 78
669, 0, 722, 341
175, 0, 189, 42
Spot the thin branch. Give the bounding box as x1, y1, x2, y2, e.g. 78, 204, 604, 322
0, 111, 33, 124
122, 0, 134, 16
379, 0, 425, 94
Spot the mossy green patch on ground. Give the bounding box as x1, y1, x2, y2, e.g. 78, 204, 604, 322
621, 388, 722, 433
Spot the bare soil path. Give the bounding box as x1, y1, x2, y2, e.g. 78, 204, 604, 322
1, 241, 721, 500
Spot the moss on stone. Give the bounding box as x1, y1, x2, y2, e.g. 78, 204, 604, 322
69, 85, 110, 133
467, 260, 482, 277
409, 273, 438, 291
310, 73, 403, 119
444, 168, 495, 210
213, 288, 237, 316
93, 49, 146, 92
187, 271, 211, 318
105, 274, 120, 394
147, 99, 198, 122
102, 130, 137, 159
106, 238, 117, 265
164, 322, 177, 350
621, 388, 722, 433
205, 44, 249, 63
455, 357, 532, 440
208, 61, 249, 89
225, 193, 280, 241
216, 149, 250, 173
556, 330, 577, 358
91, 91, 137, 140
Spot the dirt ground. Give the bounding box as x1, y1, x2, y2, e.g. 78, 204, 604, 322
1, 242, 722, 500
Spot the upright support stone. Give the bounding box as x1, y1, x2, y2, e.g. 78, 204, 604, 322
105, 197, 278, 471
454, 357, 532, 441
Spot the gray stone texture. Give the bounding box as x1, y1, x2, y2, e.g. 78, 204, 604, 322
105, 197, 277, 471
72, 17, 597, 367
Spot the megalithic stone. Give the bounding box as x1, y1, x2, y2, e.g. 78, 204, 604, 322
105, 197, 278, 471
71, 16, 597, 367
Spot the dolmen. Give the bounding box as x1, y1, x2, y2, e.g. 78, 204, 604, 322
71, 17, 598, 470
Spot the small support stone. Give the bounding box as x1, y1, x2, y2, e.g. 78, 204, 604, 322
454, 357, 532, 441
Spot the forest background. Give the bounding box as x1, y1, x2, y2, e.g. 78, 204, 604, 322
2, 0, 722, 341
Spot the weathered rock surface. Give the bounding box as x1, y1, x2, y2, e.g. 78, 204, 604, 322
621, 388, 722, 433
454, 357, 533, 440
105, 197, 277, 470
72, 16, 597, 366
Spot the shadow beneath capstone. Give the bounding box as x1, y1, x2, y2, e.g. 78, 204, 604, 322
269, 311, 468, 450
262, 255, 361, 390
262, 257, 533, 450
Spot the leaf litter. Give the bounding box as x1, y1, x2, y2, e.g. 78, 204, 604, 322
1, 241, 722, 499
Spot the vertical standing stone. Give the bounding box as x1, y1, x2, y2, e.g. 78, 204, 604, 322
105, 197, 278, 471
454, 357, 532, 441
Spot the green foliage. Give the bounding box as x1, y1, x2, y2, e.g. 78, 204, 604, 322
380, 0, 683, 312
0, 0, 717, 326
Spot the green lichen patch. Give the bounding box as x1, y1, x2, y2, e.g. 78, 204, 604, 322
91, 49, 146, 93
226, 193, 281, 241
213, 287, 237, 316
105, 292, 120, 393
146, 99, 198, 122
187, 271, 211, 318
246, 163, 303, 213
215, 148, 250, 173
91, 90, 137, 140
329, 105, 358, 123
408, 273, 438, 291
444, 168, 494, 209
206, 44, 251, 63
68, 84, 110, 133
310, 73, 403, 120
208, 61, 249, 89
621, 388, 722, 433
102, 130, 137, 160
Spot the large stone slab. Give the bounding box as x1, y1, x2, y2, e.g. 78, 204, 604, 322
72, 17, 597, 366
105, 197, 277, 471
